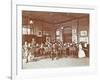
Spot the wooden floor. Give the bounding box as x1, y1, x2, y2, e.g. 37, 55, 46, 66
22, 57, 89, 69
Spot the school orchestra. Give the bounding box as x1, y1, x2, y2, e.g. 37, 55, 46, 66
22, 38, 89, 63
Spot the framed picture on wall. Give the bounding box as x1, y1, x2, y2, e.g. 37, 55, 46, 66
11, 0, 97, 80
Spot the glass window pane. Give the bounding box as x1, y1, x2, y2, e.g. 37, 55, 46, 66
56, 30, 60, 35
80, 37, 88, 43
27, 28, 30, 34
23, 28, 27, 34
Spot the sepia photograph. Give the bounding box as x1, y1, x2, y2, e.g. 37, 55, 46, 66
22, 11, 89, 69
9, 0, 98, 79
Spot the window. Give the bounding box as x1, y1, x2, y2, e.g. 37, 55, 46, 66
22, 27, 27, 34
56, 36, 60, 40
80, 37, 88, 43
79, 30, 88, 43
80, 31, 87, 36
22, 25, 34, 35
56, 30, 60, 36
72, 29, 77, 43
56, 30, 60, 40
22, 27, 31, 35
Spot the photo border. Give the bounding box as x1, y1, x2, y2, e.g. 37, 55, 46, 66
11, 3, 97, 80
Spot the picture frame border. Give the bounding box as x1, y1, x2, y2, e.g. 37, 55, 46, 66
11, 2, 97, 80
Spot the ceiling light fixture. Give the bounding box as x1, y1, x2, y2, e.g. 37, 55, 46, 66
29, 19, 33, 24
